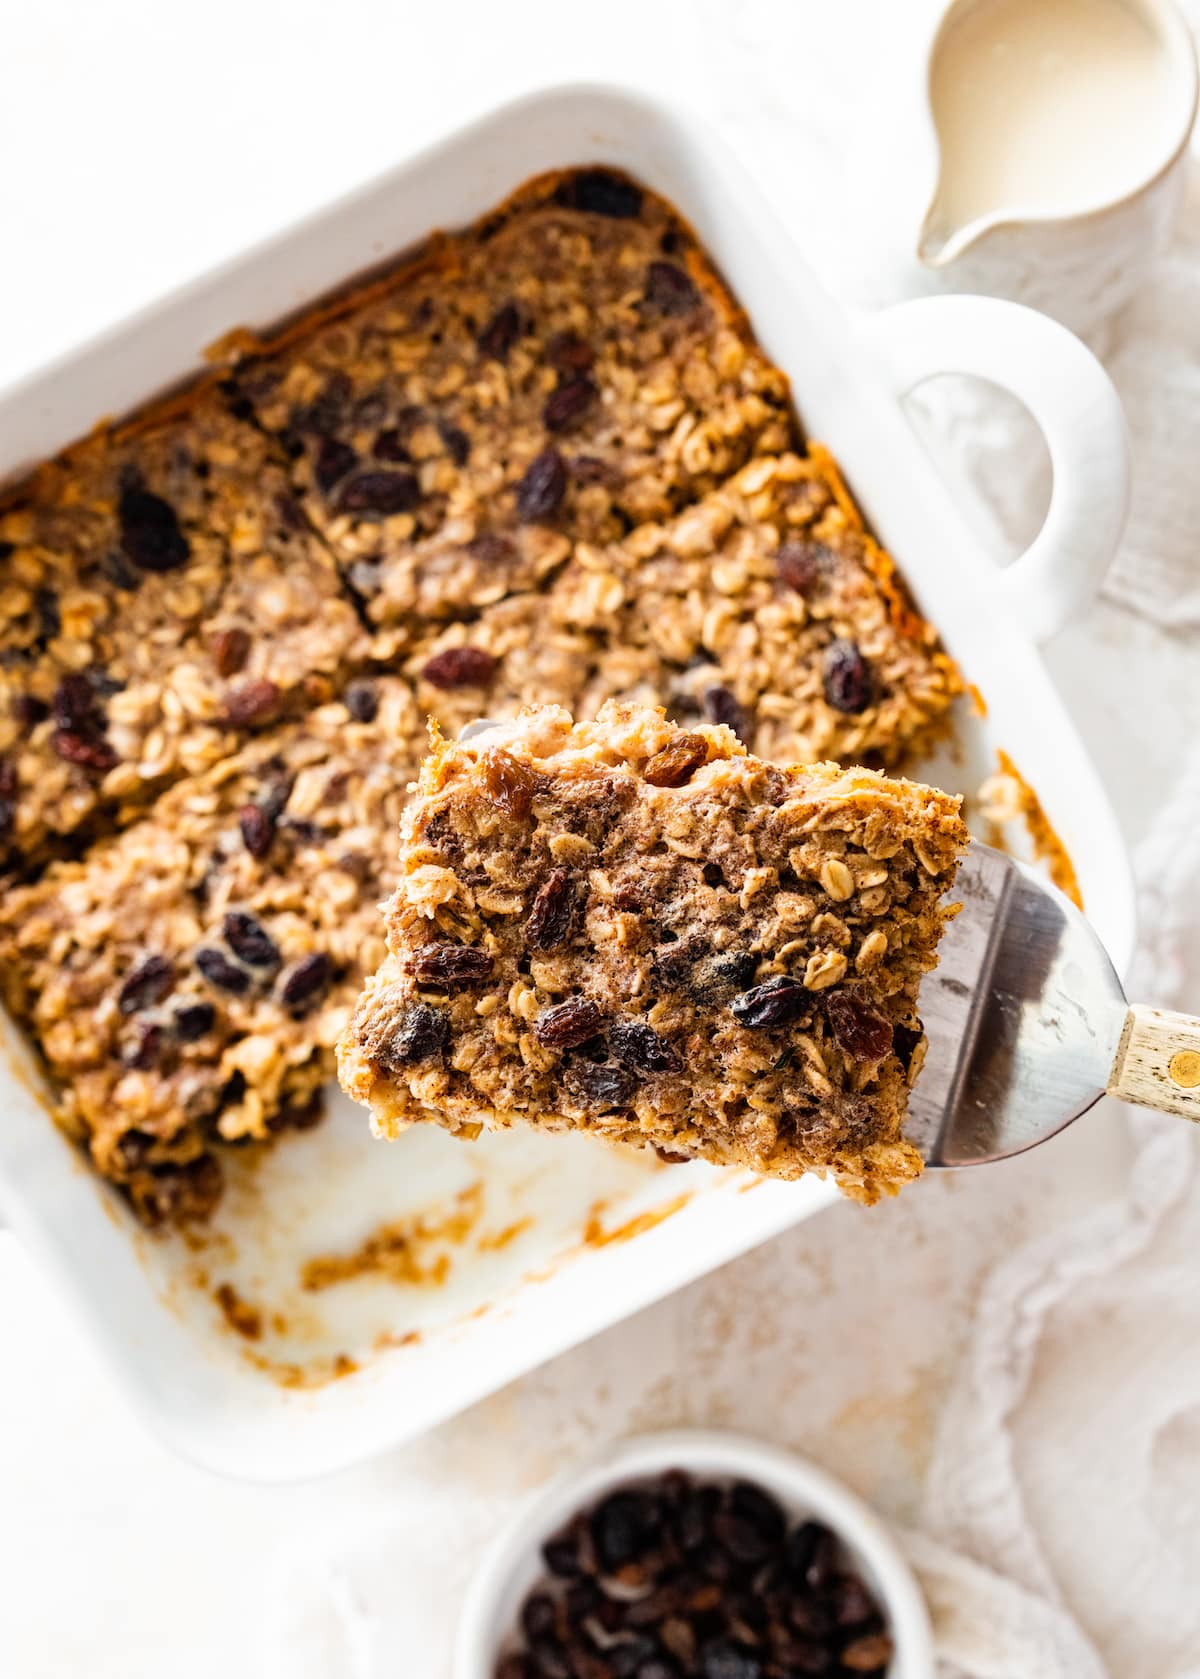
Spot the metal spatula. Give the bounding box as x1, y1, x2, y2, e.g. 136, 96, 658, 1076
909, 842, 1200, 1166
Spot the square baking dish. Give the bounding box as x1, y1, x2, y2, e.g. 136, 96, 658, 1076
0, 85, 1134, 1481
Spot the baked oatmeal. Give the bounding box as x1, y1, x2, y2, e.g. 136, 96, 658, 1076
226, 170, 793, 655
0, 679, 420, 1224
0, 392, 363, 871
0, 165, 964, 1222
339, 705, 968, 1202
406, 451, 960, 769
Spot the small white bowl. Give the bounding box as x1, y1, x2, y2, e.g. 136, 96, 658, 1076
455, 1428, 934, 1678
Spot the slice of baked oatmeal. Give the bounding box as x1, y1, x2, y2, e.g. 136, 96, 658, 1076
403, 451, 960, 770
227, 169, 792, 653
0, 390, 364, 872
339, 704, 968, 1202
0, 678, 419, 1225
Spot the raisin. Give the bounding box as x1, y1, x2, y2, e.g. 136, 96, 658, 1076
35, 586, 61, 642
526, 869, 574, 949
52, 673, 101, 732
653, 934, 709, 988
824, 991, 893, 1063
592, 1489, 660, 1567
210, 626, 251, 677
527, 1640, 570, 1679
335, 470, 420, 515
777, 538, 835, 596
438, 419, 470, 466
378, 1002, 450, 1068
222, 909, 280, 969
892, 1020, 922, 1074
344, 679, 378, 722
275, 492, 308, 532
495, 1657, 532, 1679
546, 331, 595, 373
729, 1480, 786, 1546
51, 729, 117, 772
701, 1643, 763, 1679
516, 448, 568, 522
118, 954, 175, 1014
787, 1596, 833, 1638
702, 685, 747, 741
543, 376, 597, 432
822, 639, 873, 713
413, 944, 494, 988
421, 646, 497, 689
115, 1129, 155, 1170
541, 1528, 585, 1579
292, 372, 351, 433
467, 533, 516, 567
173, 1001, 216, 1041
556, 170, 644, 219
0, 758, 17, 831
278, 951, 332, 1011
610, 1021, 681, 1074
521, 1593, 558, 1641
351, 387, 388, 428
831, 1574, 876, 1628
644, 260, 701, 317
709, 952, 759, 993
314, 435, 358, 493
567, 1067, 637, 1108
195, 947, 251, 995
13, 693, 49, 729
477, 301, 522, 359
372, 428, 410, 463
482, 747, 535, 819
238, 801, 274, 858
118, 484, 190, 573
122, 1021, 167, 1070
535, 997, 605, 1050
643, 733, 708, 787
731, 976, 808, 1030
790, 1521, 838, 1591
224, 678, 280, 727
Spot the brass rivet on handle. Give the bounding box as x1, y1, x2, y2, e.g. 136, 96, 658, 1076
1168, 1050, 1200, 1089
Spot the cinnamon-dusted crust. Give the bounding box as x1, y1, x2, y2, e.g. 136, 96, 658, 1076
340, 705, 968, 1202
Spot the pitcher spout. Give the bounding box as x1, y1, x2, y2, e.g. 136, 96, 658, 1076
916, 202, 997, 267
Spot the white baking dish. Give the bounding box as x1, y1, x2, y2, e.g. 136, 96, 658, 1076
0, 85, 1134, 1482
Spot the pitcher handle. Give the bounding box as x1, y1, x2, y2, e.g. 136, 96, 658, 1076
859, 294, 1131, 643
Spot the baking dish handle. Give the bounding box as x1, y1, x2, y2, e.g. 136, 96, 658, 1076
859, 295, 1131, 643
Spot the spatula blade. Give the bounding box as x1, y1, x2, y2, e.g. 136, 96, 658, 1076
907, 843, 1128, 1166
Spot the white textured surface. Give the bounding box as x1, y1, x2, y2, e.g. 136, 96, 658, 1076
2, 4, 1199, 1676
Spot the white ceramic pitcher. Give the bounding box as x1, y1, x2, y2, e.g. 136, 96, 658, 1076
873, 0, 1197, 337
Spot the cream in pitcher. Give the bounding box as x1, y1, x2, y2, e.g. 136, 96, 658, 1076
920, 0, 1187, 264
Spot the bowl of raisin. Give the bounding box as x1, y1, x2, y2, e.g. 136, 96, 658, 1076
455, 1429, 933, 1679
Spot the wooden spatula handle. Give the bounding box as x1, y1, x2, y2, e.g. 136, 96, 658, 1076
1108, 1005, 1200, 1120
